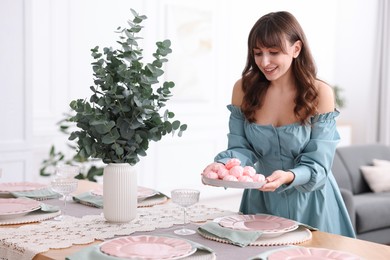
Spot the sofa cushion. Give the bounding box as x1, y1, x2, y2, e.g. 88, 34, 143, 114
360, 166, 390, 192
373, 158, 390, 167
354, 192, 390, 233
336, 144, 390, 194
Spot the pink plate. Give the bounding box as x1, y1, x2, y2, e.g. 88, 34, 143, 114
100, 235, 196, 259
0, 182, 47, 193
0, 198, 41, 219
218, 214, 298, 237
268, 247, 362, 260
91, 186, 157, 201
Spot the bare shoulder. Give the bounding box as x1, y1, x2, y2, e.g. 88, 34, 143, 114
315, 80, 335, 113
231, 78, 244, 106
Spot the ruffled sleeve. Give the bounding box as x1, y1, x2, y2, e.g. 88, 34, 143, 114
283, 110, 340, 192
214, 105, 259, 166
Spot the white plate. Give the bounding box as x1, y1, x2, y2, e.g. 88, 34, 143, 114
216, 214, 298, 237
100, 235, 196, 259
0, 182, 47, 193
0, 198, 41, 219
202, 176, 266, 189
268, 247, 362, 260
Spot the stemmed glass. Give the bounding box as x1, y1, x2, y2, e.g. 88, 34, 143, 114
171, 189, 200, 235
50, 165, 79, 221
55, 165, 80, 201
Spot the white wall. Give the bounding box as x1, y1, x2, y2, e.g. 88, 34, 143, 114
0, 0, 33, 182
0, 0, 382, 203
334, 0, 379, 144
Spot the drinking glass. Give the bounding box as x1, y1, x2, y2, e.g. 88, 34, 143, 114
56, 165, 80, 201
171, 189, 200, 235
51, 165, 79, 221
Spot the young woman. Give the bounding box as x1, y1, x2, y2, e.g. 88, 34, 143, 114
203, 11, 355, 238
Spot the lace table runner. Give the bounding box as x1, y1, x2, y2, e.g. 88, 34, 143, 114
0, 203, 234, 260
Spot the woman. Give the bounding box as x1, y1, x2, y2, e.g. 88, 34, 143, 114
203, 11, 355, 238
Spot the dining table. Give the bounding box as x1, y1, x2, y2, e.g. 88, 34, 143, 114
1, 180, 389, 260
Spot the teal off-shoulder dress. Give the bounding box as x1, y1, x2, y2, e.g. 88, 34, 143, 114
214, 105, 356, 238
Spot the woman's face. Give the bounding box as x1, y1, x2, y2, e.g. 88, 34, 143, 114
253, 39, 301, 82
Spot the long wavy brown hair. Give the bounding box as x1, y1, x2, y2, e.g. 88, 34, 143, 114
241, 11, 319, 124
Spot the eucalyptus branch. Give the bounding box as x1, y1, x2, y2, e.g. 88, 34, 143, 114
68, 8, 187, 165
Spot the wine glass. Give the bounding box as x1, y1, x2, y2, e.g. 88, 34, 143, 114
56, 165, 80, 201
171, 189, 200, 235
51, 165, 79, 221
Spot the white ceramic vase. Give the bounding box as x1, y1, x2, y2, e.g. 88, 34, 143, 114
103, 163, 137, 223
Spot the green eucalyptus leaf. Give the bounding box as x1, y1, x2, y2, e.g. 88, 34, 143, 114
102, 128, 120, 144
172, 120, 180, 130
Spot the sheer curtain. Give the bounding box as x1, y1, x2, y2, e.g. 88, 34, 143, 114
371, 0, 390, 145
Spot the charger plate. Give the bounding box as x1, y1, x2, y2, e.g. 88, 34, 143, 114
0, 210, 61, 225
198, 225, 311, 246
138, 194, 168, 208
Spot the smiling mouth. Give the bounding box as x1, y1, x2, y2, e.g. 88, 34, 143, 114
263, 67, 277, 74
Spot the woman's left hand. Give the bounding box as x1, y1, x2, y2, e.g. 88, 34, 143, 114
259, 170, 295, 192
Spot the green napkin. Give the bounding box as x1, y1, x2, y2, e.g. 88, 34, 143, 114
11, 189, 61, 200
39, 203, 60, 213
198, 221, 263, 247
73, 192, 103, 208
65, 245, 118, 260
73, 192, 170, 208
65, 235, 214, 260
296, 222, 318, 231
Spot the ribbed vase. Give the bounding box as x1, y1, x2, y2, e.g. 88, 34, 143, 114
103, 163, 137, 223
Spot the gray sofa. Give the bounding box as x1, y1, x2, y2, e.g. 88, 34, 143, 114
332, 144, 390, 244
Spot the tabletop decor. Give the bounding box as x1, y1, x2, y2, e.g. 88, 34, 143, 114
0, 203, 60, 226
66, 234, 216, 260
0, 203, 232, 260
50, 166, 79, 221
171, 189, 200, 235
197, 214, 316, 247
197, 224, 312, 247
67, 8, 187, 223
